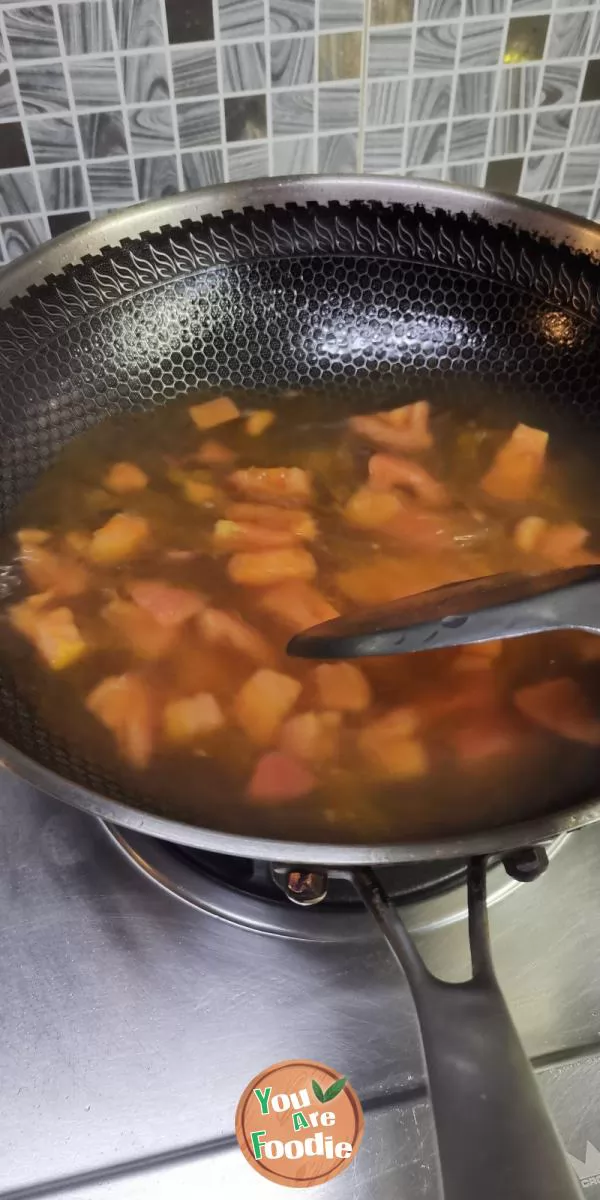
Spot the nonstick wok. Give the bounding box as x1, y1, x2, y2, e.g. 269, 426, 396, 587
0, 177, 596, 1199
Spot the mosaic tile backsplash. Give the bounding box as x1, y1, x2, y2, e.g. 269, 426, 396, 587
1, 0, 600, 262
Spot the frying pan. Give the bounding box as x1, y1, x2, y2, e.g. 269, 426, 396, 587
0, 177, 596, 1198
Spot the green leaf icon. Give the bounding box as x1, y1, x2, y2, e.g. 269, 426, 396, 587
323, 1076, 347, 1103
312, 1079, 325, 1103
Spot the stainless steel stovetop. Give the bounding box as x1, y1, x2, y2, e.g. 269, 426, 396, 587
1, 767, 600, 1200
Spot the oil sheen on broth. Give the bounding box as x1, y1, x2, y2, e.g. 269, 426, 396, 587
3, 388, 600, 845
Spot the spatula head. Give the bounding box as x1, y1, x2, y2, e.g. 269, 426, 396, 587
287, 566, 600, 660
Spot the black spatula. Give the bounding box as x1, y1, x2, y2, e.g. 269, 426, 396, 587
287, 565, 600, 660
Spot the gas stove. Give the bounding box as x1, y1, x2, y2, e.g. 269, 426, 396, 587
1, 768, 600, 1200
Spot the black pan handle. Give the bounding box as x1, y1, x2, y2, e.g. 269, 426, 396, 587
352, 860, 580, 1200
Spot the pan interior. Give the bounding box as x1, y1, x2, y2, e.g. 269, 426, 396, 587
2, 199, 600, 851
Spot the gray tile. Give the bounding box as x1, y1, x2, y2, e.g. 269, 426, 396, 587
127, 105, 175, 153
547, 11, 591, 58
319, 31, 361, 81
1, 216, 48, 260
5, 5, 59, 58
218, 0, 264, 39
135, 153, 179, 198
404, 164, 443, 179
414, 22, 458, 71
79, 109, 127, 158
319, 0, 365, 27
409, 73, 451, 122
504, 15, 548, 63
485, 157, 524, 193
227, 140, 268, 180
121, 51, 169, 104
571, 103, 600, 146
455, 69, 496, 117
59, 1, 112, 55
48, 210, 90, 236
317, 131, 357, 172
224, 93, 266, 141
368, 26, 411, 77
510, 0, 551, 10
87, 157, 135, 204
371, 0, 412, 22
318, 83, 360, 131
171, 46, 218, 98
181, 148, 224, 188
366, 80, 407, 126
271, 88, 313, 135
460, 19, 505, 66
113, 0, 163, 49
497, 64, 539, 112
563, 146, 599, 189
530, 106, 573, 150
364, 125, 403, 171
271, 36, 315, 88
38, 163, 85, 209
448, 116, 488, 161
557, 189, 593, 218
27, 115, 78, 164
521, 151, 561, 191
68, 57, 121, 110
272, 135, 314, 173
417, 0, 460, 16
0, 169, 38, 216
164, 0, 214, 42
222, 41, 266, 93
592, 12, 600, 56
0, 124, 29, 170
490, 111, 531, 156
540, 63, 581, 108
581, 60, 600, 104
406, 120, 446, 165
269, 0, 315, 34
465, 0, 503, 12
0, 69, 18, 120
176, 98, 222, 148
15, 62, 69, 115
446, 161, 486, 186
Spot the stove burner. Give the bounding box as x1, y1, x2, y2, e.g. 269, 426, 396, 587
104, 823, 569, 942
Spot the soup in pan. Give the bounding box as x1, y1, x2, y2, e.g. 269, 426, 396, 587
2, 390, 600, 843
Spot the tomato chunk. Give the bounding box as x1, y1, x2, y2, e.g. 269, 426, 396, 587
225, 503, 316, 541
368, 454, 449, 508
258, 581, 339, 632
200, 607, 273, 665
128, 580, 204, 628
189, 396, 240, 431
228, 466, 313, 506
163, 692, 224, 744
344, 487, 401, 530
514, 677, 600, 745
213, 519, 297, 552
234, 668, 302, 745
279, 710, 341, 763
89, 513, 149, 564
86, 673, 155, 768
20, 546, 89, 597
228, 547, 317, 587
481, 423, 548, 501
104, 462, 148, 494
313, 662, 372, 712
102, 598, 176, 660
248, 751, 316, 803
11, 602, 87, 670
349, 400, 433, 453
195, 440, 237, 466
359, 708, 426, 779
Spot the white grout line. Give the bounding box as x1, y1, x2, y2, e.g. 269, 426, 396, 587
0, 6, 49, 239
105, 0, 140, 203
155, 0, 184, 192
211, 0, 228, 182
51, 0, 94, 218
401, 3, 418, 173
356, 0, 370, 173
441, 0, 465, 183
